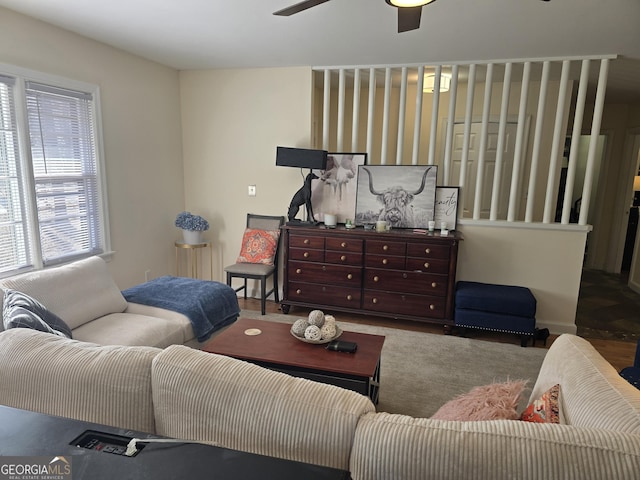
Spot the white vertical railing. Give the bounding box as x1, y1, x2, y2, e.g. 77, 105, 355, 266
314, 55, 614, 226
490, 62, 512, 221
396, 67, 408, 165
351, 69, 361, 151
442, 65, 459, 184
507, 61, 531, 221
459, 64, 476, 189
525, 61, 550, 223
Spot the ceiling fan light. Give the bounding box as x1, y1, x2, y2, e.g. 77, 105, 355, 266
423, 73, 451, 93
386, 0, 435, 7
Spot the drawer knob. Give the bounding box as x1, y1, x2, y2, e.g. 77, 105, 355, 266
425, 248, 431, 254
372, 298, 378, 304
424, 262, 430, 269
382, 258, 388, 265
383, 245, 389, 251
347, 294, 353, 301
347, 273, 353, 280
322, 286, 327, 292
304, 239, 310, 244
341, 242, 347, 248
341, 255, 347, 261
429, 304, 436, 310
322, 265, 326, 271
373, 276, 379, 282
296, 289, 302, 294
296, 268, 301, 274
303, 252, 309, 258
431, 282, 437, 288
403, 273, 408, 279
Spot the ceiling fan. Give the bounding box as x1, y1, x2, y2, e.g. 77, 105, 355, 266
273, 0, 435, 34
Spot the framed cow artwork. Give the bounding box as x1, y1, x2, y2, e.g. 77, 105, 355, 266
355, 165, 438, 229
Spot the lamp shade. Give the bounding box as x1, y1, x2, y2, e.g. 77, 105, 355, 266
634, 175, 640, 192
424, 73, 451, 93
387, 0, 436, 6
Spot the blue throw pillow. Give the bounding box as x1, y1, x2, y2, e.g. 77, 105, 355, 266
2, 289, 72, 339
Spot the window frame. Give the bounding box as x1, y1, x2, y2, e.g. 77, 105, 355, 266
0, 63, 111, 278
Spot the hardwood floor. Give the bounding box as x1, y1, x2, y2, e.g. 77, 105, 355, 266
238, 298, 637, 372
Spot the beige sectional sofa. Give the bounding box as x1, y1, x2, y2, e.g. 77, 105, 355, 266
0, 328, 639, 479
0, 256, 199, 347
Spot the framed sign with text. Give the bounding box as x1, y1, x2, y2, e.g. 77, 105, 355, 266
434, 186, 459, 230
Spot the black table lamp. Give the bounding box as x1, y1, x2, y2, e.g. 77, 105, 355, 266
276, 146, 327, 224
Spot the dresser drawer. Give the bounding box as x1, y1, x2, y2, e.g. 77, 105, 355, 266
289, 261, 362, 288
406, 257, 449, 274
325, 250, 363, 266
366, 239, 406, 256
289, 235, 325, 249
364, 269, 448, 296
364, 254, 406, 270
289, 247, 324, 262
362, 291, 446, 319
406, 243, 450, 260
289, 282, 362, 309
325, 237, 363, 253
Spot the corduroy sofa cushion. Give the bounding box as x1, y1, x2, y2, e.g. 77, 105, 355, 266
0, 256, 128, 330
151, 344, 375, 470
0, 329, 160, 433
350, 413, 640, 480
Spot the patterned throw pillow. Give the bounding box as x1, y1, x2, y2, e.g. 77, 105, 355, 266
430, 380, 528, 421
2, 289, 73, 338
520, 384, 561, 423
236, 228, 280, 265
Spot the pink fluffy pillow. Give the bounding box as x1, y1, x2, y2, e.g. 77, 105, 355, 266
431, 380, 528, 421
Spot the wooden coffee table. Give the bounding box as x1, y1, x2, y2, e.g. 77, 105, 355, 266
202, 318, 385, 403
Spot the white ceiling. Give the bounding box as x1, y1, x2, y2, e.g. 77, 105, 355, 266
2, 0, 640, 101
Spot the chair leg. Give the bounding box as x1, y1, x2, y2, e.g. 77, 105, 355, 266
260, 277, 267, 315
273, 271, 279, 303
243, 279, 247, 300
226, 272, 232, 287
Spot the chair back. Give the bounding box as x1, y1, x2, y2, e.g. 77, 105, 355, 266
246, 214, 286, 265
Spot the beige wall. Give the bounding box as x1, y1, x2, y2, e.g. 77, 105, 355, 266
0, 6, 602, 333
179, 67, 314, 287
457, 222, 588, 334
0, 7, 185, 288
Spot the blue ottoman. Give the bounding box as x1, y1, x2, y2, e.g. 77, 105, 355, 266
455, 281, 537, 347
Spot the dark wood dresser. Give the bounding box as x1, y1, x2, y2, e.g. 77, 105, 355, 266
281, 225, 462, 327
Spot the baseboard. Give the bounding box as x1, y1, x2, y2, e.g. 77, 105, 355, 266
536, 321, 577, 336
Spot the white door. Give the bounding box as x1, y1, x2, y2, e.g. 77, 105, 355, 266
449, 122, 519, 219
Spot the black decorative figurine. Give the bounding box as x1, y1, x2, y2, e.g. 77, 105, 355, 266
287, 172, 318, 224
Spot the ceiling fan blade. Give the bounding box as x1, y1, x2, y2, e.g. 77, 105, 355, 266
273, 0, 331, 16
397, 6, 422, 33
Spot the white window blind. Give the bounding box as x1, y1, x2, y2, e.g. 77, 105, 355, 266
0, 75, 31, 273
0, 67, 108, 276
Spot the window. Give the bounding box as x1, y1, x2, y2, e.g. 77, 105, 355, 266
0, 66, 109, 276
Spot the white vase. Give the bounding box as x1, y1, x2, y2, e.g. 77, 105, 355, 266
182, 229, 203, 244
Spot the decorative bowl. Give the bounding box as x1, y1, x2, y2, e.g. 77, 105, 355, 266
290, 325, 343, 344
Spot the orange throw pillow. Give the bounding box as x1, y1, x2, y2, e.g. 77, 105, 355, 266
236, 228, 280, 265
520, 384, 561, 423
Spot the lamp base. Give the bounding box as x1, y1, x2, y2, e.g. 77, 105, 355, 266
286, 219, 319, 226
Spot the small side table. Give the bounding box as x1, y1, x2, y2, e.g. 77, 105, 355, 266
175, 241, 213, 280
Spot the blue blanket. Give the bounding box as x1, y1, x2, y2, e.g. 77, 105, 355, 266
122, 276, 240, 342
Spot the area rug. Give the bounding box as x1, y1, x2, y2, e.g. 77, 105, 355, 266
239, 310, 548, 419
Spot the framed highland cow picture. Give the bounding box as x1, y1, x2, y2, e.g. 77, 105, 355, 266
355, 165, 438, 229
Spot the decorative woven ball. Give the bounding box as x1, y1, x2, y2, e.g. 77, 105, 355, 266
324, 315, 336, 325
292, 318, 309, 337
320, 323, 337, 340
304, 325, 322, 341
308, 310, 325, 328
